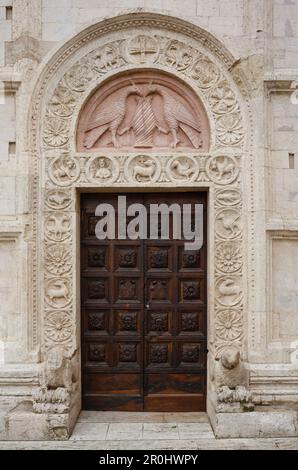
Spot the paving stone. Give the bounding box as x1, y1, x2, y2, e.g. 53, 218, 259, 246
142, 423, 180, 440
106, 423, 143, 440
69, 423, 108, 441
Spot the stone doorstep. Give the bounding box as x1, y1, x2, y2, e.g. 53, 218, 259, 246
211, 411, 298, 439
3, 406, 298, 440
4, 401, 80, 441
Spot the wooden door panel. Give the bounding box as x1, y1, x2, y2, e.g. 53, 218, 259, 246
81, 192, 207, 411
81, 194, 144, 410
142, 193, 207, 411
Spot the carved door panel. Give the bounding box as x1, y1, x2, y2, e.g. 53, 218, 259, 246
81, 193, 207, 411
143, 193, 207, 411
81, 194, 144, 411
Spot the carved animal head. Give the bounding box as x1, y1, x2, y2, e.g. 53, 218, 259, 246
129, 80, 143, 96
146, 80, 158, 94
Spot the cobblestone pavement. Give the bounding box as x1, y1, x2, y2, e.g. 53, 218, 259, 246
1, 412, 298, 450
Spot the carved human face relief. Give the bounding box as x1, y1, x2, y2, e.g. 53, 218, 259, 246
77, 72, 210, 151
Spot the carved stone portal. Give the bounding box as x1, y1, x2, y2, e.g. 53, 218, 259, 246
77, 72, 210, 151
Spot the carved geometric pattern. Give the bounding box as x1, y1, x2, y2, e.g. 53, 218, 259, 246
87, 311, 106, 331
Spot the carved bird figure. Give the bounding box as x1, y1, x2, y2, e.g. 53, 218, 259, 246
147, 83, 203, 148
83, 83, 142, 149
218, 278, 240, 297
217, 213, 240, 236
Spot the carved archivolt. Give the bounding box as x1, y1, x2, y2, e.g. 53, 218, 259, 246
32, 15, 249, 391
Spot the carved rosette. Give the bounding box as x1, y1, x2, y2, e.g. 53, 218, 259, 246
40, 29, 246, 378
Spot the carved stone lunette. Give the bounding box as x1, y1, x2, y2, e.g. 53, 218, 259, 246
28, 13, 253, 431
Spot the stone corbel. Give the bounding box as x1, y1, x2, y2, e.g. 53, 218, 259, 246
264, 78, 297, 98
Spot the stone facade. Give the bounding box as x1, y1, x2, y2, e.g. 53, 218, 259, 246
0, 1, 297, 440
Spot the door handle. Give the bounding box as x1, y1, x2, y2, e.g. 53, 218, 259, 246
145, 303, 150, 309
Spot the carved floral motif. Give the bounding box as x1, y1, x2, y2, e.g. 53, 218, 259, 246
216, 242, 242, 273
216, 114, 243, 145
181, 313, 198, 331
88, 344, 105, 362
45, 244, 72, 275
182, 344, 200, 363
43, 118, 69, 147
215, 309, 242, 341
209, 83, 236, 114
119, 344, 137, 362
45, 213, 71, 242
150, 344, 168, 363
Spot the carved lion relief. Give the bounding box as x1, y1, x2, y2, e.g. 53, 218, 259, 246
77, 72, 210, 151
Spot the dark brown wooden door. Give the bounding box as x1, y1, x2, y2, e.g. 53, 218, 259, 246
81, 193, 207, 411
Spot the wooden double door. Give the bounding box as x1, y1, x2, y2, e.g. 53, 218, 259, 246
81, 193, 207, 411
